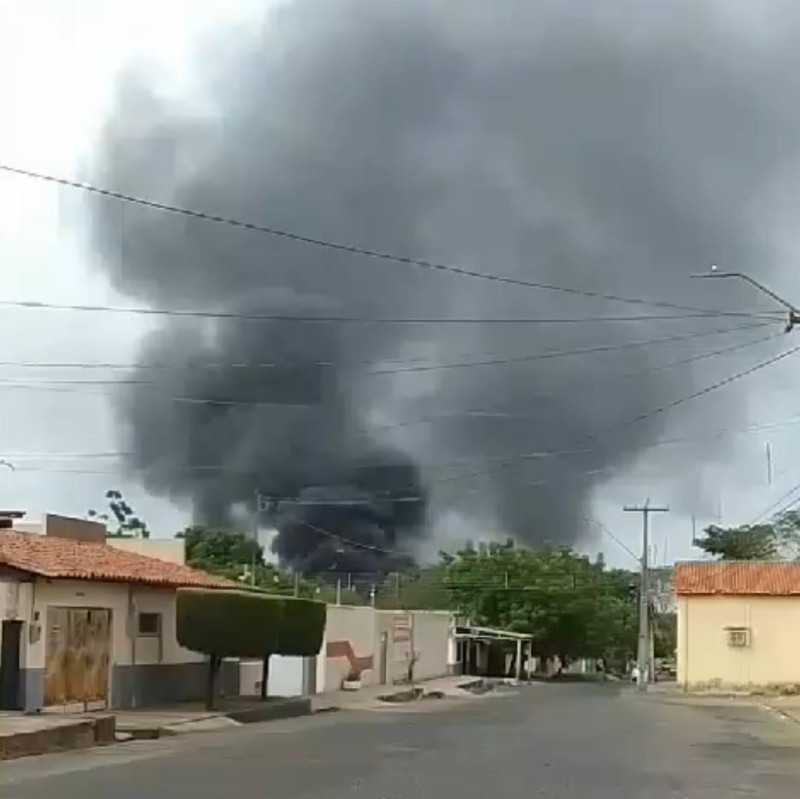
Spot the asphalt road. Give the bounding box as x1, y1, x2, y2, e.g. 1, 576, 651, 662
5, 684, 800, 798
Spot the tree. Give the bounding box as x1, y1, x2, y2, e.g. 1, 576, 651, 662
695, 513, 800, 560
653, 612, 677, 660
89, 489, 149, 538
179, 525, 321, 597
374, 566, 451, 610
180, 526, 263, 580
176, 587, 325, 709
434, 541, 637, 671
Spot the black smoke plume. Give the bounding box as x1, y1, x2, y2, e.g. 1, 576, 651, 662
90, 0, 800, 570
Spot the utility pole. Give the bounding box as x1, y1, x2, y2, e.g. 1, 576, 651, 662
251, 489, 261, 587
624, 499, 669, 692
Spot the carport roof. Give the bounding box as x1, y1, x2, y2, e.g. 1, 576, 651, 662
0, 529, 236, 589
455, 625, 533, 641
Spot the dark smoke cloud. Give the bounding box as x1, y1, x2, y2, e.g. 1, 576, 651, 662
90, 0, 800, 569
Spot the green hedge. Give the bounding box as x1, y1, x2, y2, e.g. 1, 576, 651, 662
176, 588, 325, 658
278, 597, 327, 656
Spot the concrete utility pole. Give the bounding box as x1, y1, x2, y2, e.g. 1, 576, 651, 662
624, 499, 669, 692
251, 489, 261, 587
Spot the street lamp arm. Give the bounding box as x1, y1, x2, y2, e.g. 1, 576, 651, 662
691, 269, 800, 332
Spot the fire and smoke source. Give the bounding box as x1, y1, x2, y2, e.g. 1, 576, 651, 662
89, 0, 800, 570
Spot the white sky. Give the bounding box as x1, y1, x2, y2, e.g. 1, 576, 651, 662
1, 0, 800, 568
0, 0, 269, 536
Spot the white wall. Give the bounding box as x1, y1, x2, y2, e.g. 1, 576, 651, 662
27, 580, 131, 670
410, 611, 451, 681
375, 611, 413, 685
24, 580, 201, 670
239, 656, 305, 697
107, 539, 186, 565
130, 586, 204, 666
322, 605, 379, 691
317, 606, 454, 692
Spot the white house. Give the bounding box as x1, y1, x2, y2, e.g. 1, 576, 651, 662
0, 515, 237, 712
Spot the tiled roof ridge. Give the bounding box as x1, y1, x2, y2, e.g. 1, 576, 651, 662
0, 528, 235, 589
673, 560, 800, 596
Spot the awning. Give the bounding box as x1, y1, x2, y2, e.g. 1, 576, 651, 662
455, 625, 533, 642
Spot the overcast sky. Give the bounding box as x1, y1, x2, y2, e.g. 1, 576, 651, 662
2, 0, 800, 568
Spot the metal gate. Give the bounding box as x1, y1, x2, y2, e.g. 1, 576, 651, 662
44, 607, 111, 708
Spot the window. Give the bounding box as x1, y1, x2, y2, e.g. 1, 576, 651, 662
137, 612, 162, 637
726, 627, 750, 648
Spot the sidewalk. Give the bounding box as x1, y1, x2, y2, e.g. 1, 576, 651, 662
0, 712, 115, 761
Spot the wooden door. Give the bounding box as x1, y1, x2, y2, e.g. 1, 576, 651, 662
0, 620, 22, 709
45, 607, 111, 708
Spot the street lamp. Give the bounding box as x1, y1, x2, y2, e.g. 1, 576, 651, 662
692, 266, 800, 333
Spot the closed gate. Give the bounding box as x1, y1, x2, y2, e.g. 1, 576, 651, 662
44, 607, 111, 708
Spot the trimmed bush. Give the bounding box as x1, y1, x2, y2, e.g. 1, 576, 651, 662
176, 588, 325, 658
277, 597, 327, 657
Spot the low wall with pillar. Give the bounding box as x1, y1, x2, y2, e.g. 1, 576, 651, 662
317, 606, 455, 692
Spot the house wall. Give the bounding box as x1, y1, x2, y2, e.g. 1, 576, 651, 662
323, 605, 378, 691
107, 538, 186, 565
318, 605, 454, 692
375, 611, 413, 685
11, 578, 236, 711
678, 594, 800, 690
409, 611, 451, 681
239, 656, 307, 697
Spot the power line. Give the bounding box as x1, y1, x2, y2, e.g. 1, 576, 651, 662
0, 322, 772, 387
8, 376, 800, 475
426, 342, 800, 491
583, 516, 640, 563
750, 478, 800, 524
298, 518, 403, 556
10, 408, 800, 475
0, 320, 767, 373
365, 325, 779, 434
0, 298, 767, 326
0, 163, 783, 321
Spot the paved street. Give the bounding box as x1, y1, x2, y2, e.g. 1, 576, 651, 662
4, 684, 800, 798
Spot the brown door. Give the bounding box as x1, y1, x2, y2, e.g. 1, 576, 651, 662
0, 620, 23, 709
45, 607, 111, 708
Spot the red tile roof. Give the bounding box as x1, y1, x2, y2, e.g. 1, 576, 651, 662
673, 561, 800, 596
0, 530, 235, 589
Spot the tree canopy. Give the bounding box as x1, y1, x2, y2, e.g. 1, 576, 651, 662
89, 489, 150, 538
694, 511, 800, 560
432, 541, 638, 670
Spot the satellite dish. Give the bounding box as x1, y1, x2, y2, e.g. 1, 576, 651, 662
710, 264, 719, 272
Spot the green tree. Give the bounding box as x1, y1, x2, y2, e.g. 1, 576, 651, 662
695, 513, 800, 560
180, 525, 262, 579
89, 489, 149, 538
653, 612, 677, 660
178, 525, 320, 596
375, 566, 451, 610
436, 541, 637, 670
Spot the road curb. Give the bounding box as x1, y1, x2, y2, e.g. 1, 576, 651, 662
0, 715, 116, 761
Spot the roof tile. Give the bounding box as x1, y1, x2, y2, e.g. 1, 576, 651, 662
0, 530, 235, 589
673, 561, 800, 596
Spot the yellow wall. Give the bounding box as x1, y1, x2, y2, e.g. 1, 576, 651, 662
678, 594, 800, 689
